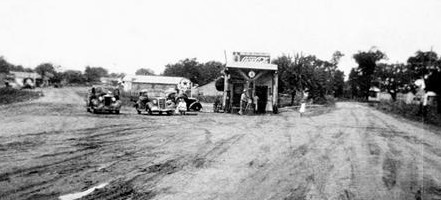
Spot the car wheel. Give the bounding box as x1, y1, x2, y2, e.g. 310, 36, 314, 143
137, 109, 141, 114
167, 111, 172, 115
194, 104, 202, 111
147, 109, 152, 115
87, 107, 91, 112
115, 110, 120, 114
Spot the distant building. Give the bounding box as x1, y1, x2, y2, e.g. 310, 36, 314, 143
197, 79, 223, 96
121, 75, 192, 97
368, 87, 392, 102
7, 71, 42, 88
100, 77, 120, 86
397, 92, 416, 104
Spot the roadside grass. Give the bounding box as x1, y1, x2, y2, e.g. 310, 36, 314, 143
306, 105, 336, 116
0, 87, 43, 105
371, 100, 441, 127
280, 95, 336, 116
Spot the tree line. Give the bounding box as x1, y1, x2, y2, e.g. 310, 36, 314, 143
0, 56, 224, 86
272, 51, 346, 104
348, 48, 441, 113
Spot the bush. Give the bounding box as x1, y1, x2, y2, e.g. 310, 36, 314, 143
0, 87, 42, 105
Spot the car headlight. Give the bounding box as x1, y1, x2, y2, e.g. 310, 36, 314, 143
98, 96, 104, 101
152, 99, 157, 104
111, 97, 116, 101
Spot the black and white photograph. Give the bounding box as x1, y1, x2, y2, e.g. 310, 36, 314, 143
0, 0, 441, 199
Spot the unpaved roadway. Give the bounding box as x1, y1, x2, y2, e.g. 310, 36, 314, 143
0, 87, 440, 200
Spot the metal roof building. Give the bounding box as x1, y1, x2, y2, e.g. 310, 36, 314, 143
121, 75, 191, 96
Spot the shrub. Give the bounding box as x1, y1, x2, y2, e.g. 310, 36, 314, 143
0, 87, 42, 105
374, 100, 441, 127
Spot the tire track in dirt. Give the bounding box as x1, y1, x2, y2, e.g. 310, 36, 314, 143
191, 134, 245, 168
81, 133, 246, 200
363, 108, 441, 199
231, 108, 355, 200
0, 120, 182, 199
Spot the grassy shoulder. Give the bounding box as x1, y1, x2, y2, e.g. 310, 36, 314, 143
0, 87, 43, 105
370, 100, 441, 127
279, 95, 336, 116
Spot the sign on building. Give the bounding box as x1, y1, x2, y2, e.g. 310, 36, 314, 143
232, 52, 271, 64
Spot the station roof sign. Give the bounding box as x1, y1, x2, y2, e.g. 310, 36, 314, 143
232, 52, 271, 64
228, 52, 277, 70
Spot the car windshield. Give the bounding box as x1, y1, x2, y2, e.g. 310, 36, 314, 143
95, 87, 114, 94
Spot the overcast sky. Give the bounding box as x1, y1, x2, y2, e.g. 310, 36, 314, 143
1, 0, 440, 76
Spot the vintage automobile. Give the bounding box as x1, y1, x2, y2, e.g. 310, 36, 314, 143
168, 92, 203, 111
134, 90, 175, 115
185, 96, 202, 111
86, 86, 122, 114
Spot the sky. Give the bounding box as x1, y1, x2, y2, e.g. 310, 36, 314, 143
1, 0, 441, 77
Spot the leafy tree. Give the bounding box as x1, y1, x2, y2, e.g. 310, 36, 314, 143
84, 66, 109, 83
0, 56, 12, 73
62, 70, 85, 84
162, 58, 222, 86
35, 63, 56, 77
135, 68, 155, 76
273, 52, 344, 104
348, 68, 361, 99
109, 72, 126, 78
374, 63, 414, 101
352, 48, 386, 99
333, 70, 345, 98
407, 51, 441, 113
163, 58, 201, 84
331, 51, 344, 66
35, 63, 58, 85
198, 61, 224, 86
407, 51, 438, 78
272, 55, 293, 94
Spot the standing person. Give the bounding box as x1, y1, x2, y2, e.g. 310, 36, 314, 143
253, 94, 259, 113
299, 89, 309, 117
177, 97, 187, 115
239, 89, 249, 115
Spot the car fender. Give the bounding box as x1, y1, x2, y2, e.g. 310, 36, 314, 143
189, 102, 201, 109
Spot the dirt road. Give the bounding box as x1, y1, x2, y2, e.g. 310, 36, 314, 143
0, 88, 440, 200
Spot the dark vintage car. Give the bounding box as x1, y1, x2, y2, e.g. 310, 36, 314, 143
167, 92, 202, 111
134, 90, 175, 115
86, 86, 122, 114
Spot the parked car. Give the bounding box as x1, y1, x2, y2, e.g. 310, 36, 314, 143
134, 90, 175, 115
145, 97, 175, 115
86, 86, 122, 114
185, 97, 202, 111
168, 92, 203, 111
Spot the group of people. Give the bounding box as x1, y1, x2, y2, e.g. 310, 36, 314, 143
238, 88, 309, 116
238, 88, 259, 115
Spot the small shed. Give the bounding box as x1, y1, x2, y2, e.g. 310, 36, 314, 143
221, 52, 278, 113
368, 86, 381, 102
397, 92, 416, 104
